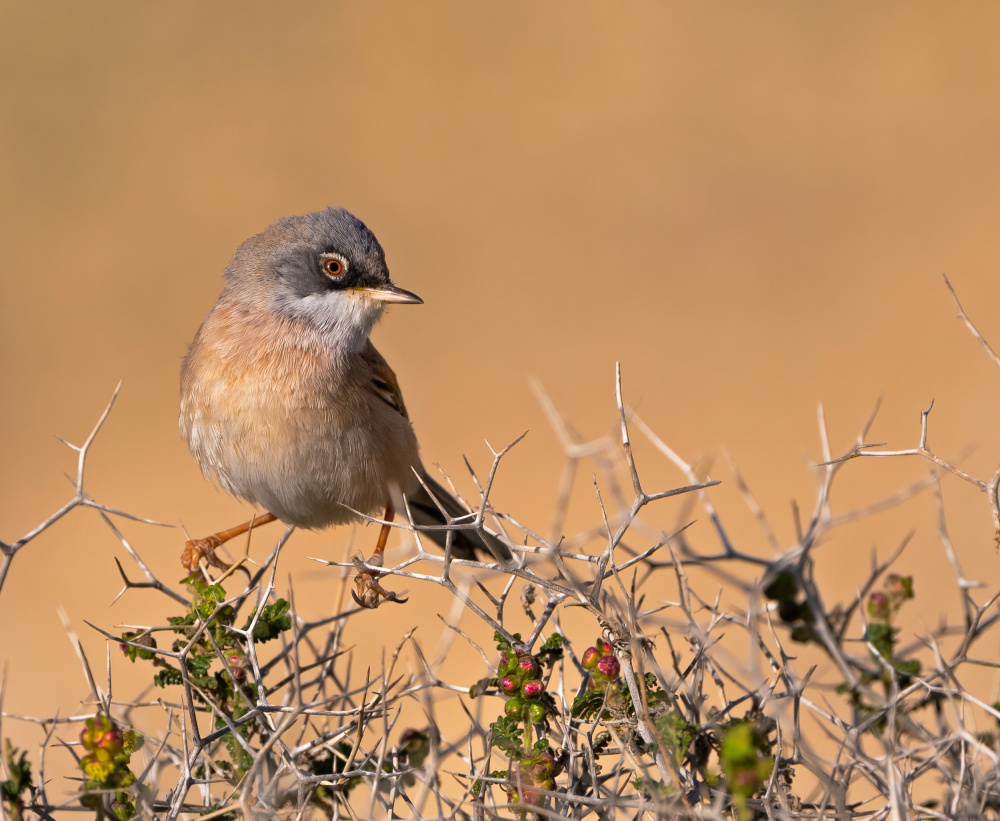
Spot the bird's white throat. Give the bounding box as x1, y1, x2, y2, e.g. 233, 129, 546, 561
289, 289, 385, 353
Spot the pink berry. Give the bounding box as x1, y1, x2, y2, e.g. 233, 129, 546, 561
517, 656, 540, 679
521, 680, 544, 700
596, 654, 620, 679
500, 675, 519, 696
102, 729, 124, 754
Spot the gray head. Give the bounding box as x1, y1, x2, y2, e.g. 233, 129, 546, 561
223, 207, 422, 351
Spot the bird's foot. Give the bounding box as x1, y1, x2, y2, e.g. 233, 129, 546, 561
352, 556, 407, 609
181, 513, 279, 575
182, 535, 230, 574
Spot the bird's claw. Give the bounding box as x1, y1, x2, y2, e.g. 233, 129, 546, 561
352, 563, 407, 610
182, 535, 229, 574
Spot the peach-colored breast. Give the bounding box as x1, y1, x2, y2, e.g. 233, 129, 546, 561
180, 301, 422, 528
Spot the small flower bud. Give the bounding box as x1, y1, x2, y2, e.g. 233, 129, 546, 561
596, 654, 620, 679
517, 655, 540, 679
867, 591, 890, 620
102, 729, 124, 755
499, 675, 519, 696
521, 680, 544, 700
581, 647, 601, 670
519, 788, 543, 807
531, 750, 555, 779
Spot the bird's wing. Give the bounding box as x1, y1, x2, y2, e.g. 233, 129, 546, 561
361, 341, 409, 419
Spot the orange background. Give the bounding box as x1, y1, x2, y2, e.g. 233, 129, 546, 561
3, 2, 1000, 802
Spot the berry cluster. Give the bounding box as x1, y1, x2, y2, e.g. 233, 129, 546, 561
78, 713, 143, 819
498, 641, 548, 724
581, 637, 620, 690
506, 747, 562, 812
867, 572, 914, 621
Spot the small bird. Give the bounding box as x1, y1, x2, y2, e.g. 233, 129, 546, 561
180, 208, 512, 607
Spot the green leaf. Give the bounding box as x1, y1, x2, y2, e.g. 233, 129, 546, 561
153, 667, 184, 688
655, 711, 694, 764
592, 733, 612, 756
468, 677, 495, 698
763, 572, 798, 602
536, 633, 564, 667
187, 654, 214, 678
865, 622, 896, 660
225, 732, 253, 775
243, 599, 292, 642
571, 690, 609, 720
1, 741, 34, 807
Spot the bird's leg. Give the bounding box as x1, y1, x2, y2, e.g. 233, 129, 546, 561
182, 512, 278, 573
352, 501, 408, 609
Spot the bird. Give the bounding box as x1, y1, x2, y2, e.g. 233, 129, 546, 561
179, 207, 513, 607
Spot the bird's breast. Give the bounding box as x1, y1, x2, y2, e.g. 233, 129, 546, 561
180, 302, 421, 528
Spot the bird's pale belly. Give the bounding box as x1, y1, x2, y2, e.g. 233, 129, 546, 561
181, 378, 421, 529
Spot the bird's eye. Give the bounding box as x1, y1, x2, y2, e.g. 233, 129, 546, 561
321, 255, 347, 279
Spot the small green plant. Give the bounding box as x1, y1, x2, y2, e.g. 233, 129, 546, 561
837, 572, 920, 730
78, 713, 144, 819
1, 740, 35, 821
717, 717, 776, 821
120, 575, 292, 779
470, 632, 564, 814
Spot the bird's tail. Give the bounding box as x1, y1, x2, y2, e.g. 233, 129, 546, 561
404, 471, 514, 565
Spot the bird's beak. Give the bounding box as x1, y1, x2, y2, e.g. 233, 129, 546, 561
358, 285, 424, 305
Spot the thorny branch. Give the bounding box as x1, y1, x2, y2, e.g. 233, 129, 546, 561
5, 283, 1000, 819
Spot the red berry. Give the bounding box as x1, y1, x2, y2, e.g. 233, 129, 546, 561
520, 788, 543, 806
500, 675, 519, 696
582, 647, 601, 669
596, 654, 620, 678
521, 680, 544, 700
517, 656, 540, 679
102, 729, 124, 754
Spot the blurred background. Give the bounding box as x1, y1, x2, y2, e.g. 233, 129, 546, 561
3, 1, 1000, 799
